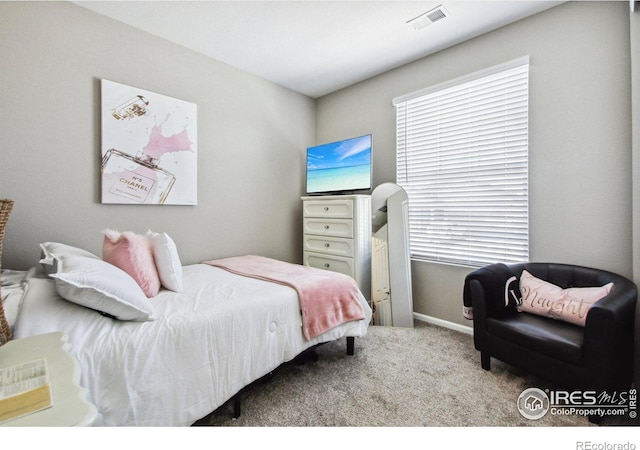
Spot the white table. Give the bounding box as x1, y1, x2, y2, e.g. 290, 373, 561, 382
0, 332, 98, 426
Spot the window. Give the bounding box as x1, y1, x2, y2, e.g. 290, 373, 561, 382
393, 57, 529, 267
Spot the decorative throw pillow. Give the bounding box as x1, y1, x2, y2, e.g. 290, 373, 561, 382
43, 245, 155, 321
146, 230, 184, 292
518, 270, 613, 327
103, 229, 161, 298
504, 275, 522, 308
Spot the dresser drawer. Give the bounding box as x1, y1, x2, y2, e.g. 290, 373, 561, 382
303, 218, 353, 238
303, 252, 354, 277
303, 199, 354, 219
303, 235, 355, 257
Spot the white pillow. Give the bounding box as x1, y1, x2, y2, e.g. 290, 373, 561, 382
41, 243, 155, 322
40, 241, 100, 273
146, 230, 184, 292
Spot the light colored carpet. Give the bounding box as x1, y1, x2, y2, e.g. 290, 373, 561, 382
194, 321, 638, 428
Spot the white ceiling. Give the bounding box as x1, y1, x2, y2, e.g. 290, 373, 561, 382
74, 1, 564, 98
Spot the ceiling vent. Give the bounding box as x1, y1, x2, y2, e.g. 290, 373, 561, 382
407, 5, 449, 31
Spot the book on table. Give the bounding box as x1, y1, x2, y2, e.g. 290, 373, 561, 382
0, 358, 53, 423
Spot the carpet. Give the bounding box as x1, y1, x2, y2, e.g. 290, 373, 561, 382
193, 320, 638, 428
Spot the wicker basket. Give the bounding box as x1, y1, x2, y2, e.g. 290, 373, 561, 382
0, 199, 15, 345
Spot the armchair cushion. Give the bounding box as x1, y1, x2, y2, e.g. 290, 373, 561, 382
487, 313, 584, 364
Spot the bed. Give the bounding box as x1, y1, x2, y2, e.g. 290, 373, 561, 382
7, 239, 372, 427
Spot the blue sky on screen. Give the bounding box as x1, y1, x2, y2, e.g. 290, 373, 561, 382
307, 135, 371, 170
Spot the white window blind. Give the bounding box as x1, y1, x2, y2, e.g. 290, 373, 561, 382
393, 57, 529, 267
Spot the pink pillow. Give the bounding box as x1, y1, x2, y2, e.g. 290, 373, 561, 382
102, 229, 161, 298
518, 270, 613, 327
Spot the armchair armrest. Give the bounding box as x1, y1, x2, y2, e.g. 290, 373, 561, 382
583, 280, 637, 389
463, 263, 523, 320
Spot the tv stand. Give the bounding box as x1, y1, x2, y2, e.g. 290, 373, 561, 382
301, 195, 371, 301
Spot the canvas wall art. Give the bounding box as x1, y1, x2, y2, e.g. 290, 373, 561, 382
101, 79, 197, 205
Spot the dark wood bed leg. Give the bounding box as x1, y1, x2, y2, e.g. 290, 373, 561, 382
346, 336, 355, 355
233, 393, 241, 419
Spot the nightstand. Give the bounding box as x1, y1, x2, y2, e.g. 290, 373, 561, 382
0, 332, 98, 426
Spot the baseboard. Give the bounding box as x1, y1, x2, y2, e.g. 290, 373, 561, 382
413, 312, 474, 335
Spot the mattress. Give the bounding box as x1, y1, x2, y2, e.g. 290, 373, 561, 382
13, 263, 372, 426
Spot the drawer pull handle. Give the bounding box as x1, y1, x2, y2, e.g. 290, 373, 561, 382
324, 243, 330, 248
324, 263, 330, 268
324, 207, 329, 211
324, 225, 330, 230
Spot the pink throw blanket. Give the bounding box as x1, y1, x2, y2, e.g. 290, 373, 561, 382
203, 255, 365, 340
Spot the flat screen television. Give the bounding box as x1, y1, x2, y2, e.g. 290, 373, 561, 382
305, 134, 372, 195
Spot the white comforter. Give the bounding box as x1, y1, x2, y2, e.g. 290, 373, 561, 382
13, 264, 372, 426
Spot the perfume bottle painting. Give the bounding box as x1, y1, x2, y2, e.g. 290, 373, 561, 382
101, 79, 197, 205
101, 149, 176, 204
111, 95, 149, 121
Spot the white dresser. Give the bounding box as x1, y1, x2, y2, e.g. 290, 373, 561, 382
302, 195, 371, 301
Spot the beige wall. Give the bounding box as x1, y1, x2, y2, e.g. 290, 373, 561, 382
317, 1, 633, 331
0, 1, 315, 270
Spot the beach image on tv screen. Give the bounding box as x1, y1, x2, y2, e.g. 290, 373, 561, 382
306, 135, 371, 193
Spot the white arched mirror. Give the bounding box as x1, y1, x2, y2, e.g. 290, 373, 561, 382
371, 183, 413, 327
